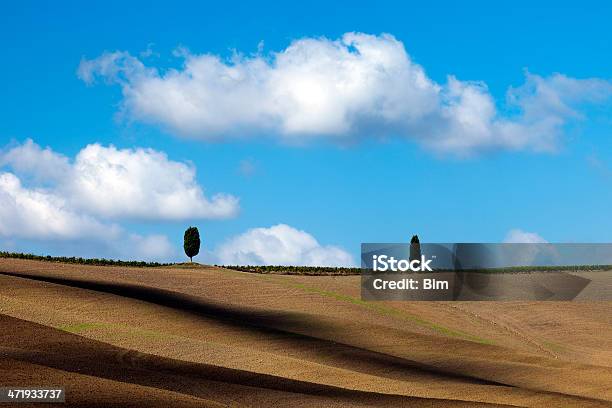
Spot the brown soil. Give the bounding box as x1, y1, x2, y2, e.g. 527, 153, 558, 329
0, 258, 610, 407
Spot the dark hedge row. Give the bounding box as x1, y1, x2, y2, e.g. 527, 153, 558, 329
0, 251, 171, 267
218, 265, 362, 275
2, 251, 609, 273
474, 264, 612, 273
219, 264, 612, 275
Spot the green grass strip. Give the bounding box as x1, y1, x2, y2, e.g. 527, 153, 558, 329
220, 267, 493, 345
58, 322, 108, 333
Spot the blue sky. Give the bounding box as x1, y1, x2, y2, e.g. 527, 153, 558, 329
1, 1, 611, 265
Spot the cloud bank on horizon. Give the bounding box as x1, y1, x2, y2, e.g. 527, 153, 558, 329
0, 140, 238, 260
215, 224, 355, 267
0, 140, 353, 265
79, 32, 612, 156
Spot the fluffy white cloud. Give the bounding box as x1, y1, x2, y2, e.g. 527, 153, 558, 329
0, 139, 71, 182
503, 229, 548, 244
69, 144, 238, 219
0, 172, 119, 240
0, 140, 238, 261
0, 171, 177, 261
215, 224, 354, 266
79, 32, 612, 155
1, 140, 238, 220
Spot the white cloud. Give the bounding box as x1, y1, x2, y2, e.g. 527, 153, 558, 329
215, 224, 354, 266
503, 229, 548, 244
0, 172, 119, 240
1, 139, 238, 220
79, 32, 612, 155
0, 171, 176, 261
0, 139, 239, 261
69, 144, 238, 220
0, 139, 71, 182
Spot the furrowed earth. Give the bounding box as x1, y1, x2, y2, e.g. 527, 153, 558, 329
0, 258, 611, 407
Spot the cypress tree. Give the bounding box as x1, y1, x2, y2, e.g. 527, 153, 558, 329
184, 226, 201, 262
410, 234, 421, 263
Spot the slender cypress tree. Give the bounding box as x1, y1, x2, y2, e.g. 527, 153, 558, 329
183, 227, 201, 262
410, 234, 421, 263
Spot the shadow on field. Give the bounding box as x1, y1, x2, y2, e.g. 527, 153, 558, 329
0, 314, 504, 407
0, 272, 506, 387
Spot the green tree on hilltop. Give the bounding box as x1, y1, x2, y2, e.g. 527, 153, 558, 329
184, 226, 201, 262
410, 234, 421, 263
